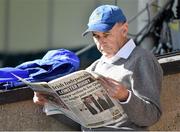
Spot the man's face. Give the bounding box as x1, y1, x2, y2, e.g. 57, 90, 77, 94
92, 23, 128, 58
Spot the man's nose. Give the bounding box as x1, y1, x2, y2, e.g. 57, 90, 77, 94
99, 37, 106, 45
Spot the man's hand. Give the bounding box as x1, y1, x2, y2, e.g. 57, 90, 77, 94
97, 77, 129, 101
33, 92, 48, 105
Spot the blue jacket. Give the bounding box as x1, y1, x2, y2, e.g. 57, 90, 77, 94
0, 49, 80, 90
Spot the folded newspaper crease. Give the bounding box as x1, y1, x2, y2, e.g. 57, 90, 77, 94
43, 103, 63, 115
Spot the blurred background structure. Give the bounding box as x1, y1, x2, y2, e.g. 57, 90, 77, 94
0, 0, 179, 68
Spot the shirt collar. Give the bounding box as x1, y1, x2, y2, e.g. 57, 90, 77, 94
101, 39, 136, 64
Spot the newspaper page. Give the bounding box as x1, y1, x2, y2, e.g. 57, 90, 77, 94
11, 73, 81, 124
48, 70, 124, 128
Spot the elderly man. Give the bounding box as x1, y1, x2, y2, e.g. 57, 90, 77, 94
33, 5, 163, 131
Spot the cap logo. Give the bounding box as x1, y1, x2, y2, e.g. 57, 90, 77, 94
89, 11, 102, 24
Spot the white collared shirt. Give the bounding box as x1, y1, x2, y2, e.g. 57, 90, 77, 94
101, 39, 136, 64
99, 39, 136, 104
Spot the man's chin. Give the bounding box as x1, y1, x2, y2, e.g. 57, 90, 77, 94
102, 53, 113, 58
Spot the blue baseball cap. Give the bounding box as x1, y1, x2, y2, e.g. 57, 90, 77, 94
82, 5, 126, 36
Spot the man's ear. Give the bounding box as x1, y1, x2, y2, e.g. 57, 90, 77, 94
121, 29, 126, 34
123, 22, 128, 33
122, 23, 128, 36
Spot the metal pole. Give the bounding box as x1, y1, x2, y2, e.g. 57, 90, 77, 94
114, 0, 117, 6
2, 0, 11, 66
47, 0, 54, 49
128, 0, 155, 24
75, 44, 95, 56
176, 0, 180, 18
4, 0, 10, 53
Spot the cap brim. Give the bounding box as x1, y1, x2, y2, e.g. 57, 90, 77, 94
82, 29, 92, 36
82, 23, 114, 36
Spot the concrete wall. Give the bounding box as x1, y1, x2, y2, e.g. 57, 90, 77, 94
150, 73, 180, 131
0, 100, 74, 131
0, 73, 179, 131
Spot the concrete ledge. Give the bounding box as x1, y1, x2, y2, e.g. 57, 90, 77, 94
0, 100, 75, 131
0, 87, 33, 105
158, 54, 180, 75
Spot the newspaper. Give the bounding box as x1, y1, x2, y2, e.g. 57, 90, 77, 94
12, 70, 124, 128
